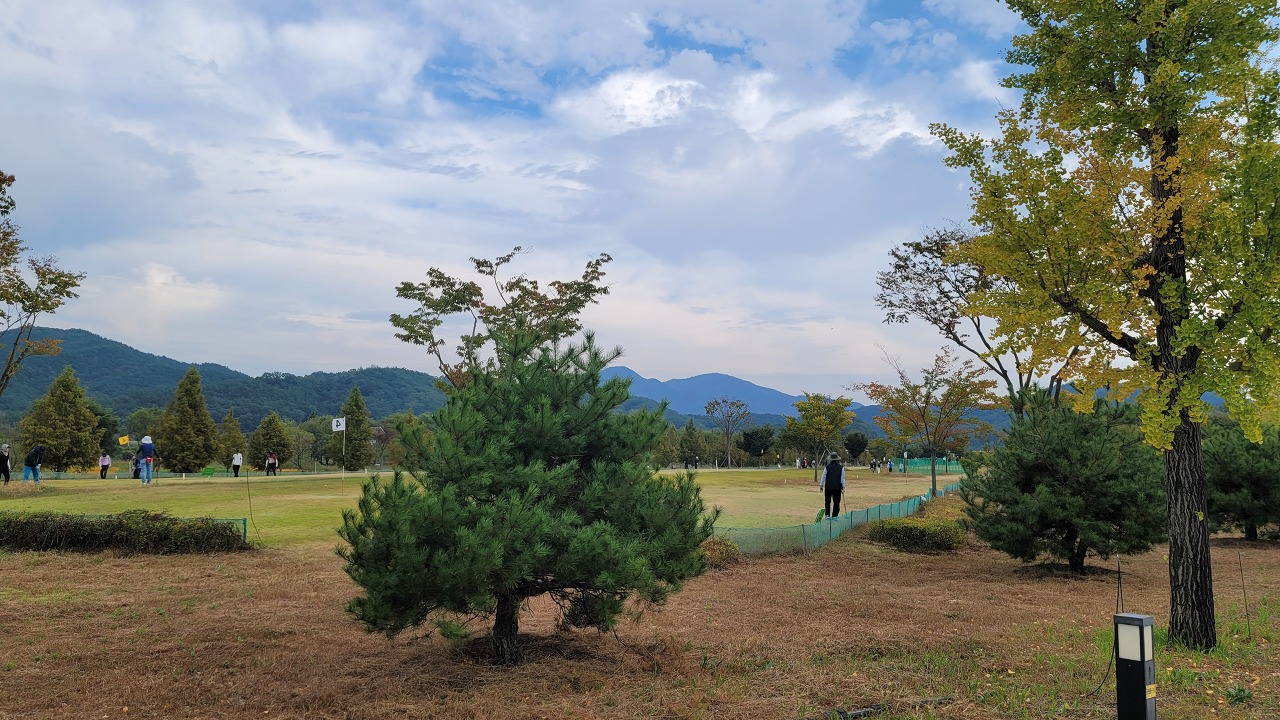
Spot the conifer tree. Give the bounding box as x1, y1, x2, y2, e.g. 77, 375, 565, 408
678, 418, 703, 467
1203, 417, 1280, 541
327, 386, 374, 471
156, 367, 217, 473
248, 412, 293, 471
339, 332, 715, 665
962, 390, 1166, 573
18, 366, 101, 472
215, 408, 247, 470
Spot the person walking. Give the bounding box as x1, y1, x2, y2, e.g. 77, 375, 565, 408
819, 452, 845, 519
137, 436, 158, 485
99, 452, 112, 479
23, 445, 45, 484
265, 450, 279, 476
0, 444, 10, 486
231, 451, 243, 478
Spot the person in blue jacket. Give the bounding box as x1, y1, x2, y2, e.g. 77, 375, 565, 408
137, 436, 158, 485
23, 445, 44, 484
819, 452, 845, 519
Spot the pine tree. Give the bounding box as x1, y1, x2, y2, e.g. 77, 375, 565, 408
248, 412, 293, 471
1203, 417, 1280, 541
156, 367, 218, 473
18, 366, 101, 472
327, 386, 374, 471
962, 390, 1166, 573
339, 332, 716, 665
678, 419, 702, 468
215, 408, 247, 470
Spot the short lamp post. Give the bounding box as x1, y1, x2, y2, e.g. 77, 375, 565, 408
1114, 613, 1156, 719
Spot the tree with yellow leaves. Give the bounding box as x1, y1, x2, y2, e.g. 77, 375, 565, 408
933, 0, 1280, 649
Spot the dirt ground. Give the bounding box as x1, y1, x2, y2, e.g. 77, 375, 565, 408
1, 526, 1277, 719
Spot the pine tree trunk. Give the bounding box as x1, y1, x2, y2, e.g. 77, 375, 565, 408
491, 592, 522, 665
1164, 412, 1217, 649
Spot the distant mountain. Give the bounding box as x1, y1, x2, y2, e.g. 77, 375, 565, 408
601, 367, 862, 417
0, 328, 446, 428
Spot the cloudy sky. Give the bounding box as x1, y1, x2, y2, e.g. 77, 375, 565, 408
0, 0, 1024, 401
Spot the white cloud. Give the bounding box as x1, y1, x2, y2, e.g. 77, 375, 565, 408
922, 0, 1021, 39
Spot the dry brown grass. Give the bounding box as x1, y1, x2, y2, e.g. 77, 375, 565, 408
2, 519, 1278, 719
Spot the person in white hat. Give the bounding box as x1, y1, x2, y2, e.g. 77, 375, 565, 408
819, 452, 845, 519
137, 436, 158, 485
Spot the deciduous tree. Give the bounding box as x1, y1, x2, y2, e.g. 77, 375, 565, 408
0, 171, 85, 402
157, 368, 218, 473
851, 348, 1001, 496
704, 397, 750, 468
391, 247, 611, 387
777, 394, 856, 483
933, 0, 1280, 649
18, 366, 101, 472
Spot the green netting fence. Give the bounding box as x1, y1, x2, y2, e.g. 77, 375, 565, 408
715, 481, 963, 556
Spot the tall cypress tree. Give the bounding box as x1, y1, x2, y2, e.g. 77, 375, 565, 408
327, 386, 374, 471
215, 408, 247, 470
18, 366, 101, 472
248, 412, 293, 471
156, 367, 217, 473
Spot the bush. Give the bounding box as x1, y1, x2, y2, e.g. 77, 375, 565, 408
0, 510, 252, 554
700, 536, 741, 569
866, 517, 967, 553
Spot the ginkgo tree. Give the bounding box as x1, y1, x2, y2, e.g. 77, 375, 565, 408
933, 0, 1280, 649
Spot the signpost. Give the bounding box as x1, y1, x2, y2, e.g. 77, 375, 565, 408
333, 417, 346, 496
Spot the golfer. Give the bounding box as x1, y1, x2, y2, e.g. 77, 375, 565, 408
819, 452, 845, 519
137, 436, 158, 485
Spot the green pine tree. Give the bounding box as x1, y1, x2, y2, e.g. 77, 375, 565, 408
156, 367, 218, 473
678, 419, 703, 467
18, 366, 102, 472
327, 386, 374, 471
339, 332, 717, 664
962, 390, 1166, 573
215, 408, 247, 470
87, 398, 121, 456
1203, 417, 1280, 541
248, 412, 294, 471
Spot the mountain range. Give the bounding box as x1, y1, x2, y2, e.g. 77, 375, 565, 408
0, 329, 884, 435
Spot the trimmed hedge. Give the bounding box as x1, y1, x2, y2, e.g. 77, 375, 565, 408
866, 517, 967, 553
0, 510, 252, 554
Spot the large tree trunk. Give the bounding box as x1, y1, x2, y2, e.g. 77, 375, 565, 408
1164, 412, 1217, 649
491, 592, 522, 665
929, 454, 938, 497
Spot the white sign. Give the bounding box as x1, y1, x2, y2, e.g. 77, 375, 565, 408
332, 417, 346, 432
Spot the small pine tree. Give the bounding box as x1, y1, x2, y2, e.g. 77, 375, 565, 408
215, 408, 247, 470
962, 390, 1166, 572
678, 419, 702, 467
248, 412, 294, 470
1203, 416, 1280, 541
339, 332, 717, 665
327, 386, 374, 471
18, 366, 102, 472
156, 367, 218, 473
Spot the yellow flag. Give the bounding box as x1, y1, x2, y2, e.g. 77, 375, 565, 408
117, 435, 130, 446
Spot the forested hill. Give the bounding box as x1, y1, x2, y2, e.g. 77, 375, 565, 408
0, 328, 448, 427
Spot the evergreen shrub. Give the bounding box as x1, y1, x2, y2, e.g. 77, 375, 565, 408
866, 517, 967, 553
0, 510, 251, 554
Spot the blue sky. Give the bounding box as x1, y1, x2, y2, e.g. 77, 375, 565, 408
0, 0, 1024, 401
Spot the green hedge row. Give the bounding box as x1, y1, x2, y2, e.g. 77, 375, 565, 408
866, 517, 967, 553
0, 510, 252, 554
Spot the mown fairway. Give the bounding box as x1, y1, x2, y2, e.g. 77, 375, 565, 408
0, 467, 948, 545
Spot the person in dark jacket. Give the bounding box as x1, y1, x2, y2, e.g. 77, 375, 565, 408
131, 455, 141, 480
137, 436, 157, 485
23, 445, 45, 484
265, 450, 279, 476
0, 443, 10, 485
819, 452, 845, 519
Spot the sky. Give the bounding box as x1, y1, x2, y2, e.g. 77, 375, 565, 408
0, 0, 1026, 403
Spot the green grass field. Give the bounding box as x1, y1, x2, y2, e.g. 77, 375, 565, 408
0, 467, 951, 546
